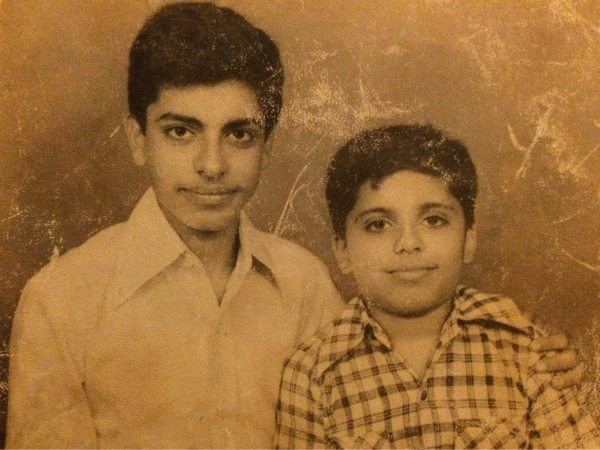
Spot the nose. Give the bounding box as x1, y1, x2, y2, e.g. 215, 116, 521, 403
193, 136, 227, 180
393, 224, 423, 254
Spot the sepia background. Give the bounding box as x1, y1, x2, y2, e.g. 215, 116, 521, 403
1, 0, 599, 445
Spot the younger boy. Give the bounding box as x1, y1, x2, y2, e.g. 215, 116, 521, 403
275, 124, 598, 449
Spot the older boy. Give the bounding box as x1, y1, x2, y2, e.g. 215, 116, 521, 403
275, 124, 598, 449
7, 3, 580, 449
6, 4, 342, 448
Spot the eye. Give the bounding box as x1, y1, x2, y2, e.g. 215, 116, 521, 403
231, 129, 252, 140
364, 219, 391, 233
164, 126, 194, 140
423, 215, 449, 227
225, 128, 260, 148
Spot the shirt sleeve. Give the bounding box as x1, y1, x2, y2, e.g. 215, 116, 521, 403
274, 349, 328, 449
526, 374, 599, 448
6, 278, 98, 449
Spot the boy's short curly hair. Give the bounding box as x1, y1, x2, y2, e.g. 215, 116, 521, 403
325, 124, 477, 239
128, 2, 284, 139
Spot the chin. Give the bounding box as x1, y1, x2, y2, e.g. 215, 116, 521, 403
186, 212, 239, 233
375, 296, 450, 319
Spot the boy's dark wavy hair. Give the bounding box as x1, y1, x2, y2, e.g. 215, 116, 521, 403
128, 2, 284, 139
326, 124, 477, 239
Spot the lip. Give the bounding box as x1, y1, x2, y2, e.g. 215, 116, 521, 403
384, 265, 437, 282
180, 186, 239, 204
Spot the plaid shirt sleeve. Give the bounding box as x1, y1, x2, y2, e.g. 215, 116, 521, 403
274, 347, 328, 449
526, 372, 599, 448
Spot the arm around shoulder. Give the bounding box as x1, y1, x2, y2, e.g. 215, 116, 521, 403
6, 275, 97, 449
526, 369, 599, 448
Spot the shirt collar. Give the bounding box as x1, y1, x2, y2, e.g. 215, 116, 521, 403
106, 188, 273, 309
237, 214, 276, 271
312, 286, 535, 379
218, 214, 257, 306
449, 285, 535, 334
312, 296, 387, 379
437, 286, 537, 349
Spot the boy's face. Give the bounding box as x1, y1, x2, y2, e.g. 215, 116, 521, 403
126, 81, 265, 234
334, 170, 476, 318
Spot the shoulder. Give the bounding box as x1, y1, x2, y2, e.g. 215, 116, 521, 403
457, 286, 546, 369
283, 324, 333, 379
284, 298, 365, 381
19, 222, 127, 314
251, 228, 329, 269
27, 222, 126, 289
244, 223, 343, 340
458, 286, 540, 336
248, 228, 338, 296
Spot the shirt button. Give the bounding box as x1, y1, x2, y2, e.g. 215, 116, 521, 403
217, 408, 227, 418
182, 255, 194, 269
421, 390, 428, 401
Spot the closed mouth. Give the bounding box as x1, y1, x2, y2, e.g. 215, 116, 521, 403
385, 266, 437, 281
181, 186, 238, 195
180, 186, 239, 203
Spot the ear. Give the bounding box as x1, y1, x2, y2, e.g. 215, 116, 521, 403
124, 116, 147, 167
332, 236, 353, 274
463, 227, 477, 264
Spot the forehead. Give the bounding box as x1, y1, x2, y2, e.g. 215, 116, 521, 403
353, 170, 459, 212
150, 81, 262, 118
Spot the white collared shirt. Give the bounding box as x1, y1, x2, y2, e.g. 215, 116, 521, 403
7, 189, 343, 449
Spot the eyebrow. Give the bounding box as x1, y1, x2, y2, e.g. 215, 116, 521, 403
354, 203, 458, 222
419, 202, 458, 215
156, 113, 202, 128
354, 207, 392, 222
222, 118, 264, 135
155, 114, 264, 133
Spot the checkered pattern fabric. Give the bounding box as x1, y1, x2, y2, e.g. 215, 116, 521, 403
275, 286, 598, 449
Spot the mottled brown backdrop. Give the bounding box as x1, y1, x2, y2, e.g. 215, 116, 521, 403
1, 0, 599, 446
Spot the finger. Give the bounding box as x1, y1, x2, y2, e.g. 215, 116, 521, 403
551, 363, 585, 390
529, 333, 569, 352
535, 349, 577, 373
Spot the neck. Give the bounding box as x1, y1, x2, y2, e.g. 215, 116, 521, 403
369, 297, 454, 380
370, 300, 452, 343
161, 207, 240, 301
180, 226, 239, 270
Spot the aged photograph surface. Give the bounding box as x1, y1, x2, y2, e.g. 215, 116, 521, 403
1, 0, 599, 447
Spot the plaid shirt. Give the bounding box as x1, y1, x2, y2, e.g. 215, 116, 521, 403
275, 286, 598, 449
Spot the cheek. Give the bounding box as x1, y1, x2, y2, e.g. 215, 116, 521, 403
146, 156, 182, 185
347, 236, 390, 271
231, 151, 263, 183
429, 235, 466, 272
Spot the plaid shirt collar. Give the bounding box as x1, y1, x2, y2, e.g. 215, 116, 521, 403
312, 286, 536, 379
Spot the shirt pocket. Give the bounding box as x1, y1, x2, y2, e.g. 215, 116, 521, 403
329, 431, 393, 449
454, 417, 529, 449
